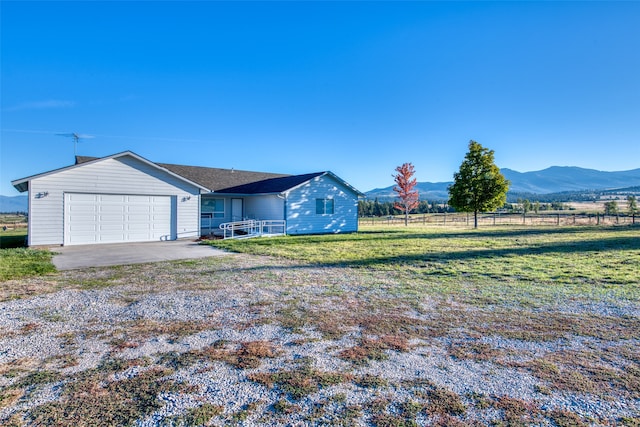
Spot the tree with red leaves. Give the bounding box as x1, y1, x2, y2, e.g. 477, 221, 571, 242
393, 162, 419, 226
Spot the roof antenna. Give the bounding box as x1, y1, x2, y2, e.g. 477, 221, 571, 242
56, 132, 94, 156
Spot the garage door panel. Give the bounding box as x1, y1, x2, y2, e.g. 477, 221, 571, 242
101, 214, 127, 222
128, 206, 152, 214
126, 195, 150, 203
65, 193, 174, 245
128, 224, 150, 233
70, 224, 97, 234
100, 223, 126, 232
127, 204, 151, 210
68, 206, 97, 216
100, 235, 125, 243
68, 193, 98, 203
100, 208, 125, 215
99, 195, 124, 203
68, 212, 97, 220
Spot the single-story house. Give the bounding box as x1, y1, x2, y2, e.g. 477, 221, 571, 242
11, 151, 364, 246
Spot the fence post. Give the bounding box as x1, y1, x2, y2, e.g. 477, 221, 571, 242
493, 212, 496, 226
557, 214, 560, 226
444, 211, 446, 225
597, 213, 600, 225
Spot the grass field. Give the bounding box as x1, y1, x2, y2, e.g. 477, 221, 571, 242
207, 225, 640, 305
1, 225, 639, 426
0, 228, 55, 282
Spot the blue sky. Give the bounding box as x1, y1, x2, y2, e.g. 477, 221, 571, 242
2, 1, 639, 196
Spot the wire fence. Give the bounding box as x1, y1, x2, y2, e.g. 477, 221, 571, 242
359, 212, 638, 227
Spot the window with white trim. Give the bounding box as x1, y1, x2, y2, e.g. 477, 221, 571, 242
316, 198, 334, 214
202, 198, 225, 218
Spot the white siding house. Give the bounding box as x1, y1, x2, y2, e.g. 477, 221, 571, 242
284, 174, 359, 235
12, 151, 364, 246
12, 152, 207, 246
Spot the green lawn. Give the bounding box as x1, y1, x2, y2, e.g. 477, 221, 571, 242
0, 248, 56, 282
205, 225, 640, 305
1, 228, 57, 282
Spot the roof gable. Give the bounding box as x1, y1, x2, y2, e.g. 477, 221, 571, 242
12, 151, 210, 193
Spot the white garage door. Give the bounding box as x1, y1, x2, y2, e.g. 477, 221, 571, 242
64, 193, 173, 245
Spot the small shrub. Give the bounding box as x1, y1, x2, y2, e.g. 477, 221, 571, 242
183, 403, 224, 425
29, 366, 189, 426
272, 399, 297, 414
0, 389, 23, 410
355, 374, 388, 389
493, 396, 540, 425
371, 413, 417, 427
339, 336, 409, 365
426, 386, 466, 416
548, 409, 587, 427
248, 365, 351, 400
15, 369, 62, 388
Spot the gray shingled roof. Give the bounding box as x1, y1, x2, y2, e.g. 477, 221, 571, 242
75, 155, 328, 194
156, 163, 294, 192
212, 172, 326, 194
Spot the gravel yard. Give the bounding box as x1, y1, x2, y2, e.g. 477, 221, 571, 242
1, 252, 638, 426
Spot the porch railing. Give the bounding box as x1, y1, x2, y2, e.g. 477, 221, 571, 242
219, 219, 286, 239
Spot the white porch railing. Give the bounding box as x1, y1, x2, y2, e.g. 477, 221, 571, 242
219, 219, 286, 239
201, 213, 214, 235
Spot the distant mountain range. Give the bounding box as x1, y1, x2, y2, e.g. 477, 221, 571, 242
365, 166, 640, 201
0, 195, 28, 213
2, 166, 640, 211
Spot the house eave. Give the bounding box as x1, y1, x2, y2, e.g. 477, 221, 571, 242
203, 192, 283, 197
11, 151, 211, 193
283, 171, 366, 197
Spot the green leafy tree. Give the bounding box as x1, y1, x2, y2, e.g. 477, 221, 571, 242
448, 140, 510, 228
393, 162, 420, 226
627, 195, 638, 215
604, 200, 619, 215
418, 200, 430, 213
518, 198, 531, 214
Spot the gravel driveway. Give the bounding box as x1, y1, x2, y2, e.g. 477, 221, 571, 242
1, 254, 638, 426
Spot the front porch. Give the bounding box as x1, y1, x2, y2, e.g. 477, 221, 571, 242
200, 193, 287, 238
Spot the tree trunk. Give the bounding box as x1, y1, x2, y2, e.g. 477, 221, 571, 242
474, 210, 478, 228
404, 210, 409, 226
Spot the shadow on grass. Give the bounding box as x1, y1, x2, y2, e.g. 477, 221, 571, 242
319, 235, 640, 267
245, 226, 629, 248
205, 233, 640, 280
0, 233, 28, 249
362, 225, 624, 242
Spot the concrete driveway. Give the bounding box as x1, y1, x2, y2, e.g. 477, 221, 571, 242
52, 239, 228, 270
